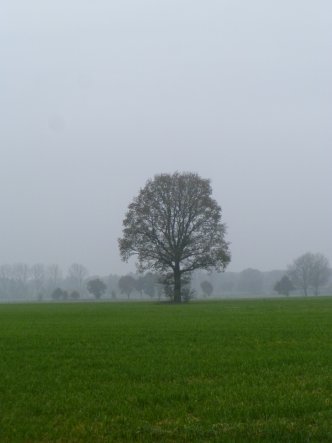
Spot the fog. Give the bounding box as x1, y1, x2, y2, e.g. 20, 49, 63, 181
1, 1, 331, 276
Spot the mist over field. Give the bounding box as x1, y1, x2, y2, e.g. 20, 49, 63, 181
1, 1, 331, 276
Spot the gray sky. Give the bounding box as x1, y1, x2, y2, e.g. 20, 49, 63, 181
1, 1, 332, 276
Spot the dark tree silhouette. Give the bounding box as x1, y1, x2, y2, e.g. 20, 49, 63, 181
51, 287, 66, 301
119, 172, 230, 302
200, 280, 213, 297
274, 275, 294, 296
118, 275, 136, 299
87, 278, 107, 299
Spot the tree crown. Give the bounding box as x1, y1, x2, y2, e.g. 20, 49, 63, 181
119, 172, 231, 277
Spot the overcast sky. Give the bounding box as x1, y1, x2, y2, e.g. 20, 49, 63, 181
1, 1, 331, 276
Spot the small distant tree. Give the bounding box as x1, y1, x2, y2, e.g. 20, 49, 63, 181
51, 287, 64, 301
288, 253, 313, 296
12, 263, 30, 297
288, 252, 330, 296
68, 263, 88, 293
70, 290, 80, 300
311, 253, 330, 296
87, 278, 107, 299
237, 268, 263, 294
200, 280, 213, 297
31, 263, 45, 297
135, 276, 145, 298
118, 275, 136, 299
47, 264, 62, 292
274, 275, 294, 297
142, 272, 157, 298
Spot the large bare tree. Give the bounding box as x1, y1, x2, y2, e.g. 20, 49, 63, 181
119, 172, 231, 302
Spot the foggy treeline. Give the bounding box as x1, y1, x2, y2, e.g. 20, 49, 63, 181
1, 262, 332, 302
0, 263, 89, 301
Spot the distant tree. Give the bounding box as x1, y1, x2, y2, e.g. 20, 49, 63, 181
3, 263, 30, 299
30, 263, 45, 297
142, 272, 158, 298
51, 287, 64, 301
118, 275, 136, 299
12, 263, 29, 290
288, 252, 330, 296
237, 268, 263, 294
87, 278, 107, 299
200, 280, 213, 297
67, 263, 88, 293
0, 265, 11, 298
108, 274, 119, 296
135, 276, 145, 297
311, 253, 330, 296
182, 284, 195, 303
273, 275, 294, 296
70, 290, 80, 300
47, 264, 62, 291
119, 172, 230, 303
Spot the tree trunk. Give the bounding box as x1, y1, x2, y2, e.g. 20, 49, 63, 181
173, 263, 181, 303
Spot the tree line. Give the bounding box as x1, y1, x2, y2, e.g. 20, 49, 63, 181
0, 263, 88, 300
0, 256, 330, 302
1, 173, 331, 302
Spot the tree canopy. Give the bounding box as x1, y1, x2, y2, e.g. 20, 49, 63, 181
119, 172, 231, 302
87, 278, 107, 299
273, 275, 294, 296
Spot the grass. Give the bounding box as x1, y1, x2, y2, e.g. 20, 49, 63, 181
1, 297, 332, 442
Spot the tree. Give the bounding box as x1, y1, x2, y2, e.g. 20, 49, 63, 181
70, 290, 80, 300
51, 287, 65, 301
311, 253, 330, 296
142, 272, 158, 298
87, 278, 107, 299
200, 280, 213, 297
8, 263, 30, 299
135, 276, 145, 297
288, 252, 330, 296
47, 264, 62, 292
67, 263, 88, 292
118, 275, 136, 299
30, 263, 45, 298
119, 172, 230, 303
237, 268, 263, 294
274, 275, 294, 296
12, 263, 29, 292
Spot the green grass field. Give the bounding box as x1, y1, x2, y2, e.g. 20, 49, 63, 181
1, 297, 332, 442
